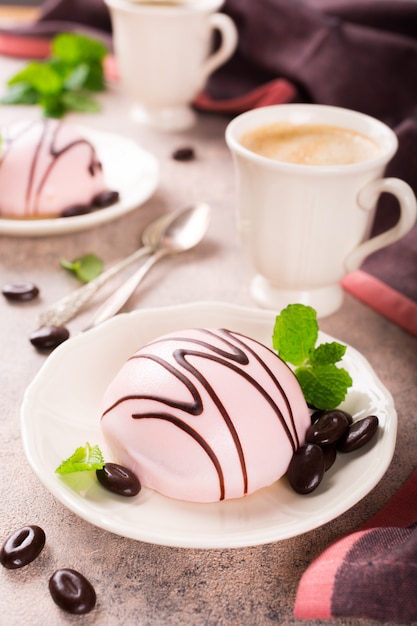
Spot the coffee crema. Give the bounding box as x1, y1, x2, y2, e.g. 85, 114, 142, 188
240, 123, 381, 166
132, 1, 199, 6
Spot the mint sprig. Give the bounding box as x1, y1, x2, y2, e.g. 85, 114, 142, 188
1, 33, 107, 118
272, 304, 352, 409
60, 253, 103, 283
55, 442, 105, 474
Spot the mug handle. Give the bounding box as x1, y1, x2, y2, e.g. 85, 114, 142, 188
201, 13, 238, 82
345, 177, 417, 272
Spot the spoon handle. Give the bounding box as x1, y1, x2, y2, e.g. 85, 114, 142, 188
38, 245, 153, 328
85, 248, 169, 330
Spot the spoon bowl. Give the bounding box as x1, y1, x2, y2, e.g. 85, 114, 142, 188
85, 202, 211, 328
154, 202, 211, 251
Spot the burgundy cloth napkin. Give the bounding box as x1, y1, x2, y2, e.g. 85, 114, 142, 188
294, 467, 417, 622
0, 0, 416, 334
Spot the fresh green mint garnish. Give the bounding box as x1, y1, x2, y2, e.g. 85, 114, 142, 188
55, 442, 105, 474
60, 253, 103, 283
272, 304, 352, 410
1, 33, 108, 118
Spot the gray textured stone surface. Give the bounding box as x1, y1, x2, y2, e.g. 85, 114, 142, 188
0, 56, 416, 626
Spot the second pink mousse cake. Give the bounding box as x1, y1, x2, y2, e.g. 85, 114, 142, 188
0, 118, 107, 219
101, 328, 310, 503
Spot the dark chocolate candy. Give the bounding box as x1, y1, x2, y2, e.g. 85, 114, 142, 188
30, 325, 70, 351
306, 410, 350, 446
2, 282, 39, 302
0, 525, 45, 569
49, 568, 96, 615
337, 415, 379, 453
96, 463, 141, 497
287, 443, 325, 494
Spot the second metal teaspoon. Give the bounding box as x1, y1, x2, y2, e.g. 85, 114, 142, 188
85, 201, 211, 329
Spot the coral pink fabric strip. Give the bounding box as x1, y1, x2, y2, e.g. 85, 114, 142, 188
294, 529, 369, 618
0, 33, 120, 80
194, 79, 297, 113
341, 270, 417, 337
0, 33, 50, 58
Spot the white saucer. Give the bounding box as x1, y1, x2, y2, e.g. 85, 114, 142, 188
20, 302, 397, 548
0, 126, 159, 237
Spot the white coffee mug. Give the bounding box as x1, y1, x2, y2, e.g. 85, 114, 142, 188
105, 0, 238, 130
226, 104, 417, 317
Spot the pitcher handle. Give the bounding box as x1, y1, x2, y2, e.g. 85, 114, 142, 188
345, 177, 417, 272
201, 13, 238, 83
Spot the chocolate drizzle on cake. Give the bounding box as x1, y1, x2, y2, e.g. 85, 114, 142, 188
102, 329, 301, 501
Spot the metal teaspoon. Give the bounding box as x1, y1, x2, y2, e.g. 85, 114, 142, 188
85, 201, 211, 330
37, 205, 207, 328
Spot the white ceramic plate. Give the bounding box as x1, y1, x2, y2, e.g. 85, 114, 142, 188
0, 127, 159, 237
21, 302, 397, 548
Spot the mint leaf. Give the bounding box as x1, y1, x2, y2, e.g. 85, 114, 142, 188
60, 90, 101, 113
82, 61, 106, 92
60, 253, 103, 283
40, 93, 67, 118
63, 64, 90, 90
0, 82, 39, 105
63, 63, 105, 93
3, 32, 108, 118
273, 304, 352, 409
9, 62, 63, 95
272, 303, 318, 365
55, 442, 105, 474
52, 33, 107, 65
309, 341, 347, 367
295, 364, 353, 410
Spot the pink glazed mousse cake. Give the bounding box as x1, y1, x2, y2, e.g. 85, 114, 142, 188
100, 328, 310, 503
0, 118, 117, 219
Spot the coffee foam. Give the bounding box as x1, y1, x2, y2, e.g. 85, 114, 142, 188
241, 123, 381, 166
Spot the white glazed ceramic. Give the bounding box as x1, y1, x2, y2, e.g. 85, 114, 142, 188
21, 302, 396, 548
226, 104, 417, 317
0, 127, 159, 237
105, 0, 238, 130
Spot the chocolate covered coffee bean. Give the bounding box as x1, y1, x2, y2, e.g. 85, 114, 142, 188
96, 463, 141, 497
61, 205, 91, 217
337, 415, 379, 453
310, 408, 353, 426
92, 190, 120, 208
0, 525, 45, 569
2, 282, 39, 302
322, 444, 337, 471
29, 325, 70, 351
172, 146, 196, 161
287, 443, 325, 494
49, 568, 96, 615
306, 410, 350, 446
